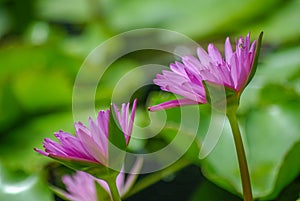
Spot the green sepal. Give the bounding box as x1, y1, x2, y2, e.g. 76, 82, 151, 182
246, 31, 263, 87
49, 156, 111, 179
51, 155, 120, 182
202, 80, 239, 113
48, 185, 69, 201
95, 180, 111, 201
108, 104, 126, 171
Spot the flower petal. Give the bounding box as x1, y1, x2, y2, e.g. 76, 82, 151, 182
225, 37, 233, 63
126, 99, 137, 145
148, 98, 202, 111
208, 44, 223, 64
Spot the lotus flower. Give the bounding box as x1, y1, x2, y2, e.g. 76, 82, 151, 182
148, 33, 260, 111
61, 158, 143, 201
34, 99, 137, 167
61, 171, 99, 201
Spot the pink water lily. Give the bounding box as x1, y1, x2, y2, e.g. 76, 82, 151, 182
61, 158, 143, 201
61, 171, 99, 201
148, 33, 257, 111
34, 99, 137, 166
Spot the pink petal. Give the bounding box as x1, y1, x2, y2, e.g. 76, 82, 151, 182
76, 124, 107, 164
113, 103, 123, 130
88, 117, 107, 157
184, 65, 203, 86
208, 44, 223, 64
230, 54, 239, 90
54, 131, 94, 160
249, 40, 256, 53
148, 98, 202, 111
62, 171, 98, 201
122, 103, 129, 134
182, 55, 202, 73
170, 62, 187, 76
245, 32, 251, 50
43, 138, 68, 156
126, 99, 137, 145
97, 110, 110, 138
34, 148, 49, 156
197, 47, 211, 66
225, 37, 233, 63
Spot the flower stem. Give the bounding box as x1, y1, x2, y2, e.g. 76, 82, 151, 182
226, 110, 253, 201
106, 178, 122, 201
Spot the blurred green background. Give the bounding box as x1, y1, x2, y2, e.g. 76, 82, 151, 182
0, 0, 300, 200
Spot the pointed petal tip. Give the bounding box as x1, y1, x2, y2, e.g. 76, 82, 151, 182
225, 36, 230, 43
132, 98, 138, 109
196, 46, 207, 55
207, 43, 214, 50
147, 106, 156, 112
98, 109, 107, 115
148, 104, 165, 111
148, 98, 201, 111
34, 148, 49, 156
258, 31, 264, 41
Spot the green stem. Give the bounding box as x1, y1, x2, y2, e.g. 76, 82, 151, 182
106, 178, 122, 201
123, 158, 191, 199
227, 110, 253, 201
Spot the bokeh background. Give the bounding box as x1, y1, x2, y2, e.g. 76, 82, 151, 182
0, 0, 300, 200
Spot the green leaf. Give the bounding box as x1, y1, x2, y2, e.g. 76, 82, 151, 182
256, 46, 300, 86
201, 103, 300, 199
247, 104, 300, 199
190, 179, 242, 201
264, 141, 300, 200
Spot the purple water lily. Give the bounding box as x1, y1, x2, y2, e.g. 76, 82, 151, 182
149, 33, 257, 111
34, 99, 137, 166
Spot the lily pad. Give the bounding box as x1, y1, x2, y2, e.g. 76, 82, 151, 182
201, 103, 300, 199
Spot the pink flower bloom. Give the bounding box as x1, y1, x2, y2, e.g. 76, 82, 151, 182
34, 99, 137, 166
61, 171, 99, 201
61, 158, 143, 201
148, 33, 257, 111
